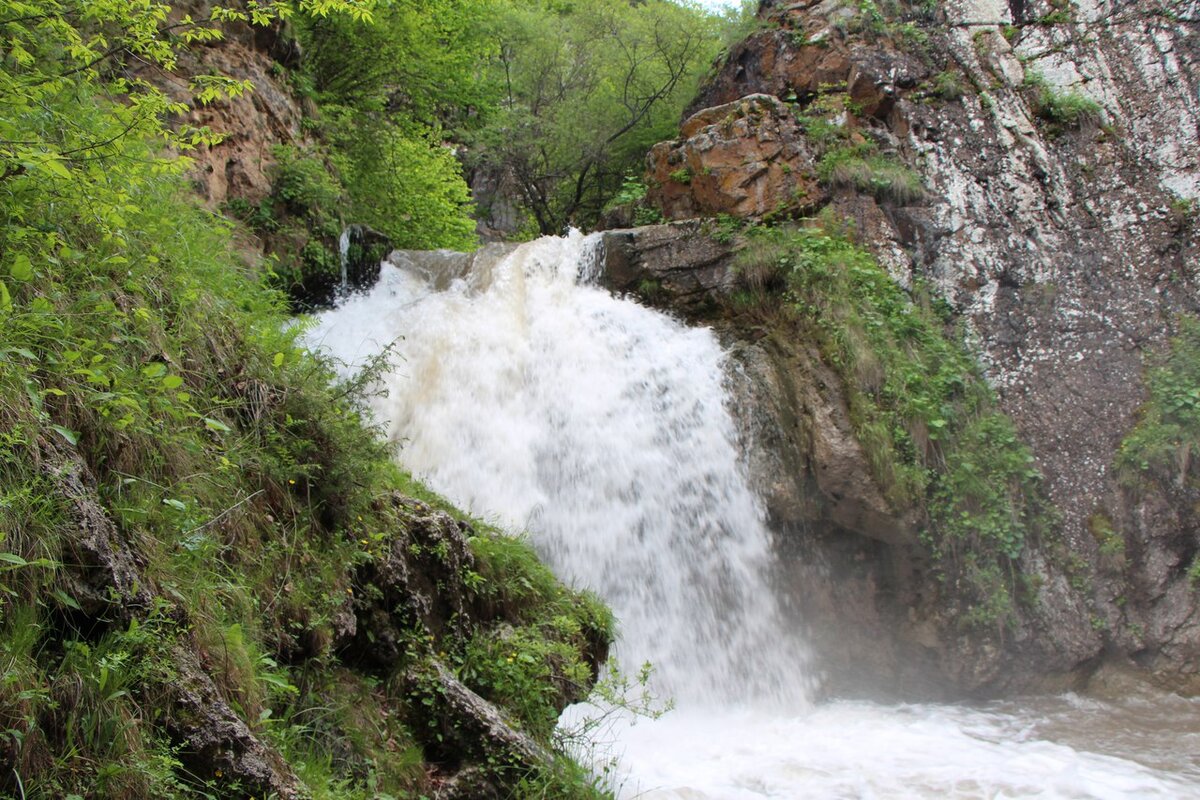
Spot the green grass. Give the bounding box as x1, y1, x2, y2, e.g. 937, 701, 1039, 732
733, 221, 1053, 624
817, 145, 927, 204
1023, 71, 1103, 133
1117, 317, 1200, 489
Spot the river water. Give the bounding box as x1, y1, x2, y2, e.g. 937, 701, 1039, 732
305, 232, 1200, 799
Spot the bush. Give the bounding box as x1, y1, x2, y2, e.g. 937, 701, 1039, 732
1023, 71, 1103, 132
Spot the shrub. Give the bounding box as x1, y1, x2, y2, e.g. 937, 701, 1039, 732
817, 144, 927, 204
1023, 71, 1103, 132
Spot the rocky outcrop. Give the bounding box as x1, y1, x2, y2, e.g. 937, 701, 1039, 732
647, 94, 826, 221
150, 3, 306, 207
629, 0, 1200, 693
600, 221, 738, 312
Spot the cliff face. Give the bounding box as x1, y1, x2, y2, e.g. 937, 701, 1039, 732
615, 0, 1200, 694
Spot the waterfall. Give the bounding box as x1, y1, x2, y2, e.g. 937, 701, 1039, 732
337, 225, 352, 294
305, 230, 811, 707
304, 232, 1200, 799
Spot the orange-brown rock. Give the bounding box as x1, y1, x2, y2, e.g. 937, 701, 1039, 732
135, 5, 306, 207
646, 94, 825, 222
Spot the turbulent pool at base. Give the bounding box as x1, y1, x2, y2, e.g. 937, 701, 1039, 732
305, 233, 1200, 799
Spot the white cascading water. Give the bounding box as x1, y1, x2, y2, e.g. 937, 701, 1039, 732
305, 233, 1200, 799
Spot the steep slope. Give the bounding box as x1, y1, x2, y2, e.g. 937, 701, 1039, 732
0, 4, 611, 798
607, 0, 1199, 694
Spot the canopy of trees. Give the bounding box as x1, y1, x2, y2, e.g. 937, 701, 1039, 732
299, 0, 744, 237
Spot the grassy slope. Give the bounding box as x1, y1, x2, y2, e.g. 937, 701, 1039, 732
0, 10, 610, 800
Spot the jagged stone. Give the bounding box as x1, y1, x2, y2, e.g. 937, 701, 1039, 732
163, 646, 301, 799
39, 442, 152, 620
646, 94, 825, 222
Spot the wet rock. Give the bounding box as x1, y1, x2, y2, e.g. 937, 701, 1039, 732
598, 220, 737, 314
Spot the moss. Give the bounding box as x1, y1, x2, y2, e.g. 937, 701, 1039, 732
736, 221, 1054, 625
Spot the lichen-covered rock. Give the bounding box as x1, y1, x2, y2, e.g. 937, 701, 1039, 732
646, 94, 826, 222
631, 0, 1200, 693
342, 494, 484, 667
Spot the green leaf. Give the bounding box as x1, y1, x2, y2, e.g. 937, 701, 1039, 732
37, 157, 72, 180
0, 553, 29, 567
9, 253, 32, 281
51, 424, 79, 445
142, 362, 167, 379
52, 588, 83, 611
0, 280, 10, 313
273, 352, 285, 367
162, 498, 187, 511
203, 417, 231, 432
162, 375, 184, 390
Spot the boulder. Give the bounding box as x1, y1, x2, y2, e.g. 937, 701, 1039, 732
646, 94, 826, 222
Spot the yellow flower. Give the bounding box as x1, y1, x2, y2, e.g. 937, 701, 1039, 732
288, 479, 296, 485
346, 587, 353, 595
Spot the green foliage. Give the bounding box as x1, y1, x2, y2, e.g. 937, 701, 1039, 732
1022, 70, 1103, 133
817, 144, 927, 204
1117, 317, 1200, 487
322, 109, 477, 250
298, 0, 495, 127
736, 222, 1051, 622
601, 176, 663, 226
931, 70, 966, 101
0, 1, 609, 795
466, 0, 728, 233
669, 168, 694, 185
271, 145, 347, 235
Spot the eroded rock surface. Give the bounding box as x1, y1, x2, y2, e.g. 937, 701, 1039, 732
647, 94, 826, 221
629, 0, 1200, 694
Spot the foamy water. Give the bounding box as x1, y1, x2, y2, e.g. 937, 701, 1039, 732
305, 233, 1200, 798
